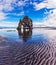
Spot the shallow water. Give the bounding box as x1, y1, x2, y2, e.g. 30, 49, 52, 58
0, 28, 56, 65
0, 28, 49, 43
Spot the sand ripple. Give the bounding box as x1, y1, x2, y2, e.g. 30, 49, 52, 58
0, 40, 56, 65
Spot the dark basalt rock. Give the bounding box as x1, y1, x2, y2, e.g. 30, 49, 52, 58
17, 16, 33, 30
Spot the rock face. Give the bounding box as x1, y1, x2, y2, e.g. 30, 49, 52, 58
17, 16, 33, 30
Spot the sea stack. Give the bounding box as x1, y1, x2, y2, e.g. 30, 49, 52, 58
17, 16, 33, 30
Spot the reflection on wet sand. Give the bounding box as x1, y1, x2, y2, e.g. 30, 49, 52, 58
0, 29, 56, 65
17, 29, 32, 42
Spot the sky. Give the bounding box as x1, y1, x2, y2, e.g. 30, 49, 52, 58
0, 0, 56, 27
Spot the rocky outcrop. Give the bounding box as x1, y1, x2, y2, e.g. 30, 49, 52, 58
17, 16, 33, 30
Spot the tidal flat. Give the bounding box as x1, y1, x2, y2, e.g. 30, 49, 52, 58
0, 28, 56, 65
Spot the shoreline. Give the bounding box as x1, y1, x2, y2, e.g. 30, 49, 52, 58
0, 26, 56, 30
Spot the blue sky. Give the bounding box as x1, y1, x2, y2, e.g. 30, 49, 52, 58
0, 0, 56, 27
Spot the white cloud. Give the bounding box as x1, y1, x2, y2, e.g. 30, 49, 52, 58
0, 5, 4, 11
32, 0, 56, 27
0, 0, 17, 21
46, 0, 56, 8
13, 11, 24, 16
33, 9, 56, 27
33, 0, 56, 10
0, 0, 16, 11
44, 9, 56, 27
0, 11, 6, 20
17, 11, 24, 16
33, 22, 45, 27
0, 0, 27, 21
0, 22, 18, 27
17, 1, 25, 7
33, 2, 46, 10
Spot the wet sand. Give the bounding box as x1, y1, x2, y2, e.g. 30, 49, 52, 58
0, 35, 56, 65
0, 28, 56, 65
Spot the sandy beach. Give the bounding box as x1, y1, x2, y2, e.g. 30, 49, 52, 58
0, 28, 56, 65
